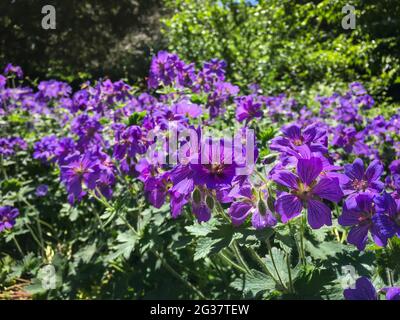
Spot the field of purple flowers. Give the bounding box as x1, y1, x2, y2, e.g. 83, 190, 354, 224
0, 53, 399, 300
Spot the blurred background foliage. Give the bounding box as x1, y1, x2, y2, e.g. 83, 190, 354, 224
0, 0, 399, 98
163, 0, 400, 104
0, 0, 167, 85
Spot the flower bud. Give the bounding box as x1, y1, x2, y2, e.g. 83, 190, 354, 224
192, 188, 202, 204
257, 198, 267, 216
205, 195, 214, 210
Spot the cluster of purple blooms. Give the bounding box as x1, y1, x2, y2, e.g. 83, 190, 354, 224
0, 136, 27, 157
0, 206, 19, 232
1, 56, 400, 256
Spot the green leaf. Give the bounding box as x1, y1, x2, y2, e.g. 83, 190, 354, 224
265, 247, 289, 285
231, 269, 275, 296
74, 243, 97, 264
126, 111, 147, 126
107, 231, 139, 261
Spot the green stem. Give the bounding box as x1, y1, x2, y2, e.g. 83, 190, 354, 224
232, 241, 253, 275
0, 155, 8, 180
286, 253, 294, 294
219, 250, 248, 274
299, 214, 306, 265
254, 169, 268, 184
153, 250, 206, 299
246, 246, 279, 284
12, 235, 24, 258
266, 239, 286, 290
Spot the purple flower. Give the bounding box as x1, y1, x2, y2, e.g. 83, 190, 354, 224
338, 194, 386, 250
270, 124, 327, 155
374, 192, 400, 240
60, 154, 99, 203
341, 158, 384, 207
33, 135, 59, 163
344, 277, 377, 300
0, 75, 6, 88
143, 173, 170, 209
190, 138, 242, 189
385, 287, 400, 300
349, 82, 367, 96
0, 137, 27, 158
113, 125, 146, 160
235, 95, 263, 123
228, 185, 277, 229
71, 114, 103, 149
0, 206, 19, 232
389, 160, 400, 175
147, 51, 185, 89
272, 157, 343, 229
202, 58, 226, 82
172, 99, 202, 118
331, 125, 369, 156
54, 137, 76, 164
4, 63, 23, 78
38, 80, 71, 99
35, 184, 49, 197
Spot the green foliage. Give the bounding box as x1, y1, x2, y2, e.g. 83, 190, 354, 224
163, 0, 400, 104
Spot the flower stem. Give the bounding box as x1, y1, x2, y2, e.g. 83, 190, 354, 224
152, 250, 207, 299
232, 241, 253, 275
219, 250, 248, 274
266, 239, 286, 290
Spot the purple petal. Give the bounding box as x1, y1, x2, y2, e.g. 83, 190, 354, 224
297, 157, 322, 185
344, 158, 364, 180
386, 287, 400, 300
312, 177, 343, 203
251, 209, 277, 229
338, 204, 361, 227
347, 224, 369, 251
275, 194, 303, 223
344, 277, 377, 300
283, 125, 301, 140
229, 201, 252, 226
365, 160, 383, 183
307, 199, 332, 229
271, 171, 299, 190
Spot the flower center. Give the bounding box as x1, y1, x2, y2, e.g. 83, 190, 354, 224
294, 183, 312, 200
293, 138, 303, 146
352, 179, 368, 191
74, 164, 86, 176
209, 164, 225, 175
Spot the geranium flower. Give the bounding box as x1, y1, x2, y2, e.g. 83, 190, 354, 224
235, 95, 263, 123
344, 276, 400, 300
35, 184, 49, 197
228, 184, 277, 229
338, 194, 386, 250
270, 124, 327, 155
341, 158, 384, 207
374, 192, 400, 239
0, 206, 19, 232
60, 154, 99, 203
272, 157, 343, 229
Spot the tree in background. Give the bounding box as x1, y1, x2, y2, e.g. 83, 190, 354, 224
163, 0, 400, 104
0, 0, 167, 84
